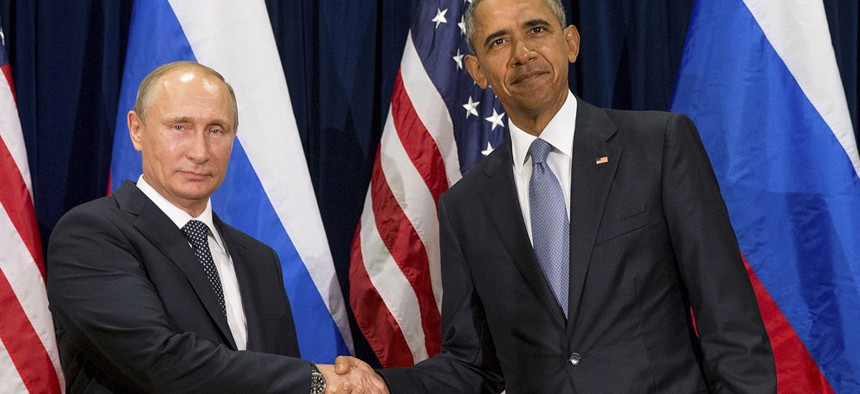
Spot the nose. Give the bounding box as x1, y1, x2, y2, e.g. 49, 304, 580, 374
510, 40, 536, 66
186, 129, 210, 163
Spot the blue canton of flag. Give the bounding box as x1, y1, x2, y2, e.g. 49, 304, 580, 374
416, 1, 506, 170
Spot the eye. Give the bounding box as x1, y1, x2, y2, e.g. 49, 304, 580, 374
531, 26, 546, 34
209, 127, 225, 135
490, 38, 506, 47
173, 124, 185, 131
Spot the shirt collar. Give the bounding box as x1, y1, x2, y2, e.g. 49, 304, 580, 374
136, 175, 221, 246
510, 90, 577, 173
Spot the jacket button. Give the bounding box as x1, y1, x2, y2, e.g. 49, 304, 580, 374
568, 352, 582, 366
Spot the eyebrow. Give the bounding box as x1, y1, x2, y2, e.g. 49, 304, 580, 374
523, 18, 552, 29
166, 116, 230, 128
167, 116, 194, 124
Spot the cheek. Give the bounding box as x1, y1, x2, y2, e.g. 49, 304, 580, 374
211, 140, 235, 165
154, 133, 186, 158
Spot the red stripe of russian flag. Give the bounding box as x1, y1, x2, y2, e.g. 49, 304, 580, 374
743, 255, 834, 393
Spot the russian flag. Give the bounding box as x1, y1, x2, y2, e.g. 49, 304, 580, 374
109, 0, 353, 362
672, 0, 860, 392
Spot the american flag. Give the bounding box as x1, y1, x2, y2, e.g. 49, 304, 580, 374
350, 0, 506, 367
0, 21, 63, 393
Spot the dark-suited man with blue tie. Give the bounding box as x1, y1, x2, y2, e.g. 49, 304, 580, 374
47, 61, 386, 393
374, 0, 777, 392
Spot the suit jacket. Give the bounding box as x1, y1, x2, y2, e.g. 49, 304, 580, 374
381, 98, 776, 393
47, 181, 313, 393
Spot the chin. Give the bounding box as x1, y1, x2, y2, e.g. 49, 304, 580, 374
175, 186, 215, 201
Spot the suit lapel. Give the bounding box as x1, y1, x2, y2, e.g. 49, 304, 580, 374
215, 216, 265, 352
480, 137, 566, 329
115, 182, 237, 350
567, 99, 622, 334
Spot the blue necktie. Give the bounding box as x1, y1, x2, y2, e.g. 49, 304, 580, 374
182, 220, 226, 316
529, 138, 570, 318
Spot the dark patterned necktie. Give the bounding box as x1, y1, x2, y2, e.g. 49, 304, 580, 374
181, 220, 226, 316
529, 138, 570, 318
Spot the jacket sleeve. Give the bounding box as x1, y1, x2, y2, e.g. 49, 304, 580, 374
47, 204, 313, 393
660, 113, 776, 393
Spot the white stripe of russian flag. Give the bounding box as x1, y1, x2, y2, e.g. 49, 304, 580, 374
743, 0, 859, 176
167, 0, 353, 353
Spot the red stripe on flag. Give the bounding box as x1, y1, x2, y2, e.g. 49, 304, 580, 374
368, 147, 442, 358
1, 64, 17, 101
349, 222, 416, 367
106, 172, 113, 195
0, 136, 45, 280
390, 70, 449, 203
0, 269, 61, 393
743, 255, 834, 393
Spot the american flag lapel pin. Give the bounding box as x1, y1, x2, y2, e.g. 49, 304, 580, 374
595, 156, 609, 165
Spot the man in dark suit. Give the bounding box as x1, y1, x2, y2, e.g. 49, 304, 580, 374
367, 0, 777, 392
47, 62, 385, 393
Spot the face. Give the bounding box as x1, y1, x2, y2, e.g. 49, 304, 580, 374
128, 68, 237, 216
465, 0, 579, 123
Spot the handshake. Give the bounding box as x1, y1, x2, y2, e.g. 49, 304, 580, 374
317, 356, 390, 394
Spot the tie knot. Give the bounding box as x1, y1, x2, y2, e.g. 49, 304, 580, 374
529, 138, 552, 164
182, 220, 210, 246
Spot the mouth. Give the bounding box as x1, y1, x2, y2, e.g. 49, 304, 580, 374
511, 70, 549, 85
178, 170, 211, 181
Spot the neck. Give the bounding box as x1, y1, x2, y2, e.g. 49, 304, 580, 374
508, 112, 556, 136
179, 203, 206, 218
506, 91, 568, 136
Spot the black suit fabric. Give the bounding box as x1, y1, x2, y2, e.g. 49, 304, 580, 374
47, 181, 312, 393
381, 98, 776, 393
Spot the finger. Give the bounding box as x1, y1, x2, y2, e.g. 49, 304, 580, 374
333, 381, 353, 394
335, 361, 350, 375
369, 373, 389, 393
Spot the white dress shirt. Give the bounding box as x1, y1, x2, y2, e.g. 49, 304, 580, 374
137, 175, 248, 350
509, 90, 577, 244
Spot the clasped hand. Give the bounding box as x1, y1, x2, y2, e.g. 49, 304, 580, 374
317, 356, 389, 394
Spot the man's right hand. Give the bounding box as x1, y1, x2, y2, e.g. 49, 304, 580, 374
317, 356, 389, 394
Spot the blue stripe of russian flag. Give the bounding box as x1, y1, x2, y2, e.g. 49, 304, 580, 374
672, 0, 860, 391
110, 0, 350, 363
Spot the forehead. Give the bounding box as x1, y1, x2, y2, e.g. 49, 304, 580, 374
158, 70, 224, 96
150, 70, 231, 111
473, 0, 556, 32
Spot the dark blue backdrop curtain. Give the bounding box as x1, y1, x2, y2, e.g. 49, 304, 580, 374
1, 0, 856, 366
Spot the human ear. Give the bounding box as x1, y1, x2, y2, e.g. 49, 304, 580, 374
127, 111, 144, 152
564, 25, 581, 63
465, 55, 490, 89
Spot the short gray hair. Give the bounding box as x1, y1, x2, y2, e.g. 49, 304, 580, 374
465, 0, 567, 55
134, 61, 239, 131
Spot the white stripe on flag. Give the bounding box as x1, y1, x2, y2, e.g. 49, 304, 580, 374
0, 208, 62, 379
0, 339, 28, 394
167, 0, 353, 351
401, 32, 463, 187
0, 76, 32, 198
743, 0, 859, 176
380, 111, 443, 309
357, 187, 429, 363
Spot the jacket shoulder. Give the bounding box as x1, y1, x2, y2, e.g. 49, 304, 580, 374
51, 194, 125, 235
